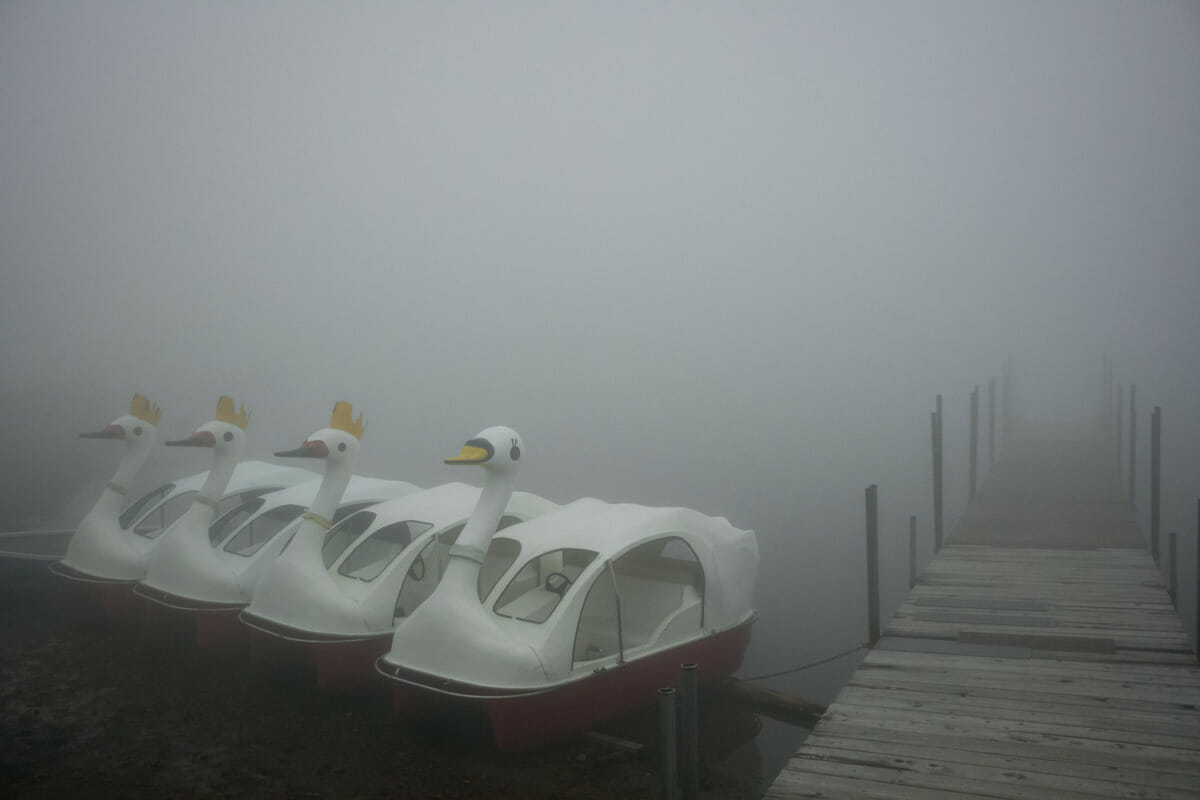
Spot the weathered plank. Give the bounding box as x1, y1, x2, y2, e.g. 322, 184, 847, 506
769, 428, 1200, 798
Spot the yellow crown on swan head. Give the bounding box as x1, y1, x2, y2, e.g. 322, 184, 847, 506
215, 396, 251, 430
130, 393, 163, 426
330, 401, 366, 440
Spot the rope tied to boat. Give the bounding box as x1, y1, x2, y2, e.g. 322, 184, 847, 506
194, 494, 219, 511
448, 543, 486, 565
106, 481, 128, 496
738, 642, 868, 683
302, 511, 332, 530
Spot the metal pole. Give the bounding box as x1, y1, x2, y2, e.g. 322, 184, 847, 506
678, 664, 698, 800
1195, 500, 1199, 662
933, 395, 943, 551
1151, 406, 1161, 565
658, 688, 677, 800
1168, 532, 1177, 608
988, 377, 996, 467
969, 385, 979, 503
1129, 384, 1137, 505
866, 485, 880, 645
909, 514, 917, 589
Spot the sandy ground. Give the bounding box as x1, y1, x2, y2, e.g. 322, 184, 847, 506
0, 574, 763, 799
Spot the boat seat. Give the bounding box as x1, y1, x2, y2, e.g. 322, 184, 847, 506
614, 576, 700, 650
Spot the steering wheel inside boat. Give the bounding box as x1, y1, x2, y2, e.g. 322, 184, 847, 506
407, 555, 426, 581
544, 572, 572, 596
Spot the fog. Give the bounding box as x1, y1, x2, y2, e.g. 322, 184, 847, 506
2, 0, 1198, 773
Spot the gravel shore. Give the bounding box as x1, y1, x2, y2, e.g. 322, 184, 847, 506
1, 576, 762, 799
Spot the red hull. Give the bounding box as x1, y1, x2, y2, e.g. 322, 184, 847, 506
241, 614, 392, 692
49, 563, 141, 625
132, 585, 249, 650
380, 619, 755, 751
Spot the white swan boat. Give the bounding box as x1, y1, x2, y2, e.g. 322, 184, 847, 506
52, 396, 315, 619
240, 481, 557, 690
376, 426, 758, 749
133, 401, 418, 645
2, 393, 167, 579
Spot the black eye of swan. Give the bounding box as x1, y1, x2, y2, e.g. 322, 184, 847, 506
338, 442, 347, 452
133, 426, 143, 436
224, 432, 234, 442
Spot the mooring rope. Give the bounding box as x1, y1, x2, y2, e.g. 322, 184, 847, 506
738, 642, 868, 682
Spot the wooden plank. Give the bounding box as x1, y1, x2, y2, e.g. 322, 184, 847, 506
795, 743, 1198, 799
802, 735, 1200, 793
768, 428, 1200, 798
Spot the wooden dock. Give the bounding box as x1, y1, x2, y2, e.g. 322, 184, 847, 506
767, 426, 1200, 799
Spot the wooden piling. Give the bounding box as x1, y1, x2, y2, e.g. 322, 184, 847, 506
1116, 382, 1123, 483
1195, 499, 1199, 662
988, 377, 996, 467
1151, 406, 1161, 565
1168, 532, 1177, 608
866, 485, 880, 646
909, 514, 917, 589
1129, 384, 1137, 504
969, 385, 979, 503
932, 395, 943, 551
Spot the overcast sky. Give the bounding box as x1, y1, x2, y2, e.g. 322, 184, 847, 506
2, 0, 1198, 681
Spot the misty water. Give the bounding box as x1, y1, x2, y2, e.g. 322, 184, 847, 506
3, 1, 1199, 793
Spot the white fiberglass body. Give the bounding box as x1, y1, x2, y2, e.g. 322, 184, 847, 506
383, 497, 758, 690
242, 482, 557, 639
378, 425, 757, 693
59, 396, 314, 582
139, 475, 418, 607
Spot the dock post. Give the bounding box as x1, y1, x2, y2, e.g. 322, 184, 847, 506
969, 385, 979, 503
909, 514, 917, 589
1129, 384, 1137, 505
933, 394, 943, 551
1151, 406, 1161, 565
1168, 532, 1177, 608
1116, 382, 1123, 482
658, 688, 677, 800
866, 485, 880, 646
678, 664, 698, 800
1195, 500, 1199, 661
988, 377, 996, 467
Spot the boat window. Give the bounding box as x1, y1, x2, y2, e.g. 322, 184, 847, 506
609, 537, 705, 650
494, 548, 598, 624
119, 484, 174, 530
338, 520, 432, 582
478, 536, 521, 602
132, 490, 198, 538
219, 488, 276, 516
223, 504, 307, 557
392, 524, 467, 622
573, 564, 621, 665
208, 498, 266, 546
320, 511, 377, 567
333, 502, 374, 524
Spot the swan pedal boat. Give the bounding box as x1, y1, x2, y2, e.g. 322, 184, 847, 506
376, 498, 759, 750
51, 462, 317, 616
133, 476, 418, 646
240, 482, 558, 691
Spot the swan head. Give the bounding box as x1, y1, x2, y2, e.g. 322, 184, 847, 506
165, 396, 249, 453
274, 401, 364, 470
444, 425, 524, 474
80, 394, 162, 449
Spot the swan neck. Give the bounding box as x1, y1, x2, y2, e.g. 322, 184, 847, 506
292, 458, 353, 560
198, 446, 239, 505
441, 469, 516, 588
